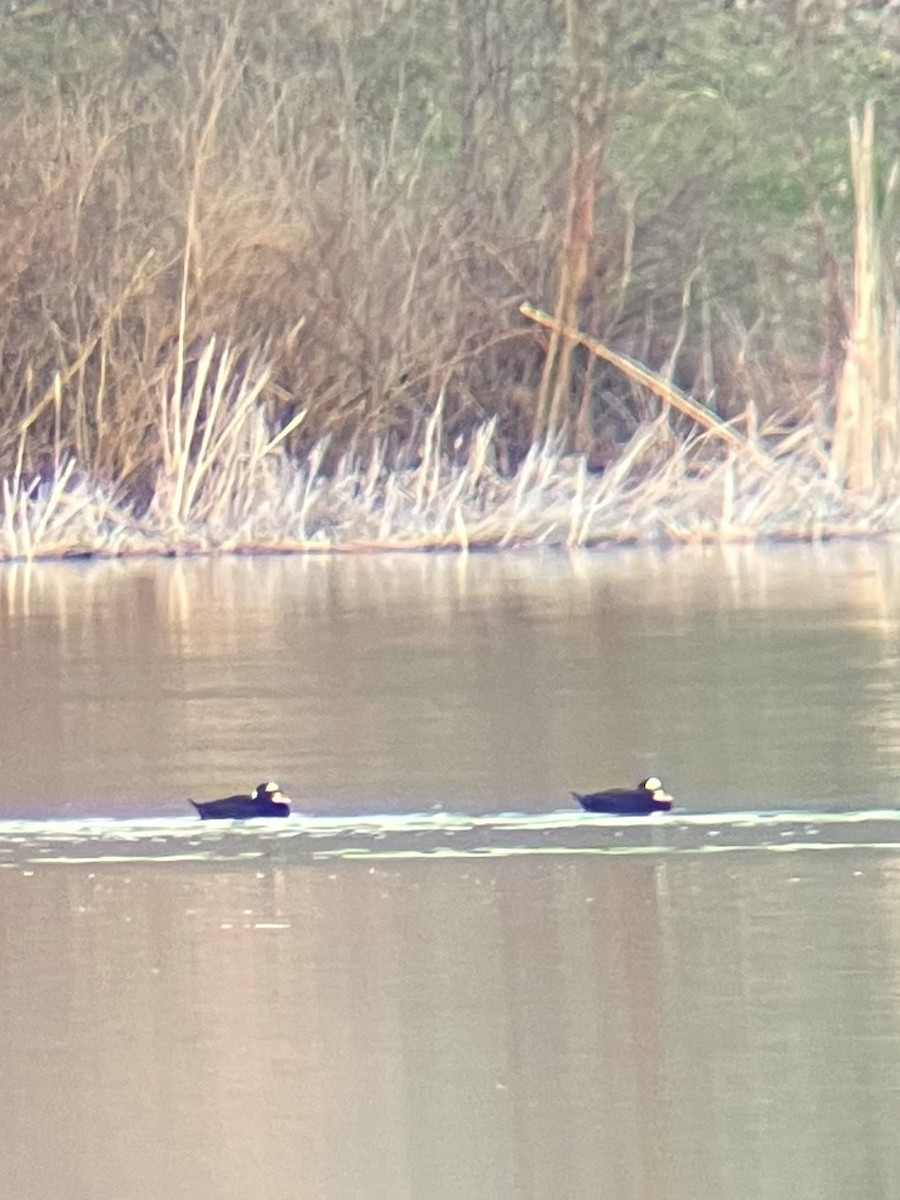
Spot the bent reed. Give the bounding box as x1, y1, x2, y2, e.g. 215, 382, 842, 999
2, 4, 900, 560
4, 385, 897, 560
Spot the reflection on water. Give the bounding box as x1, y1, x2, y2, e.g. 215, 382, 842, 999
3, 545, 900, 1199
3, 543, 900, 815
6, 809, 900, 866
1, 849, 898, 1200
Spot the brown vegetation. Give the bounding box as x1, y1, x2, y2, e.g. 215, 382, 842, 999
0, 0, 899, 556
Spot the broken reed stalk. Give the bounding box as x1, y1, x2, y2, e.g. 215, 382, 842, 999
520, 302, 777, 473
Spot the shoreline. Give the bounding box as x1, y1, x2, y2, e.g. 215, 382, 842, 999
2, 420, 898, 563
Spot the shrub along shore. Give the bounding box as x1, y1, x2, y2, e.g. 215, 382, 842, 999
2, 1, 900, 559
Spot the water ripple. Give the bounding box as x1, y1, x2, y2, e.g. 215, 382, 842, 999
0, 809, 900, 865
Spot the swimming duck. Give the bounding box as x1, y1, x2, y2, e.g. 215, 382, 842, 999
571, 776, 673, 815
190, 781, 291, 820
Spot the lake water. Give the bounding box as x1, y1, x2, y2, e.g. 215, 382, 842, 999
2, 544, 900, 1199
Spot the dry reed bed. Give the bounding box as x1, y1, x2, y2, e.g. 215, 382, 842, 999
0, 94, 894, 562
1, 404, 894, 562
2, 10, 884, 505
1, 16, 896, 563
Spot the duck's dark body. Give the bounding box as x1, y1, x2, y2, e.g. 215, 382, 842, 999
572, 777, 673, 815
190, 781, 291, 820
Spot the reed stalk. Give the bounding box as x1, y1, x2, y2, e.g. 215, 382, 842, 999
521, 302, 778, 472
832, 102, 900, 493
833, 102, 879, 491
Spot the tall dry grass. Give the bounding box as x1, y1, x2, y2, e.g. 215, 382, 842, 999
832, 101, 900, 494
3, 3, 874, 480
0, 13, 578, 488
3, 396, 896, 562
1, 5, 900, 556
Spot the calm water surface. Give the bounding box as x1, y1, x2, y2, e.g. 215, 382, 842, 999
2, 544, 900, 1199
2, 543, 900, 813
